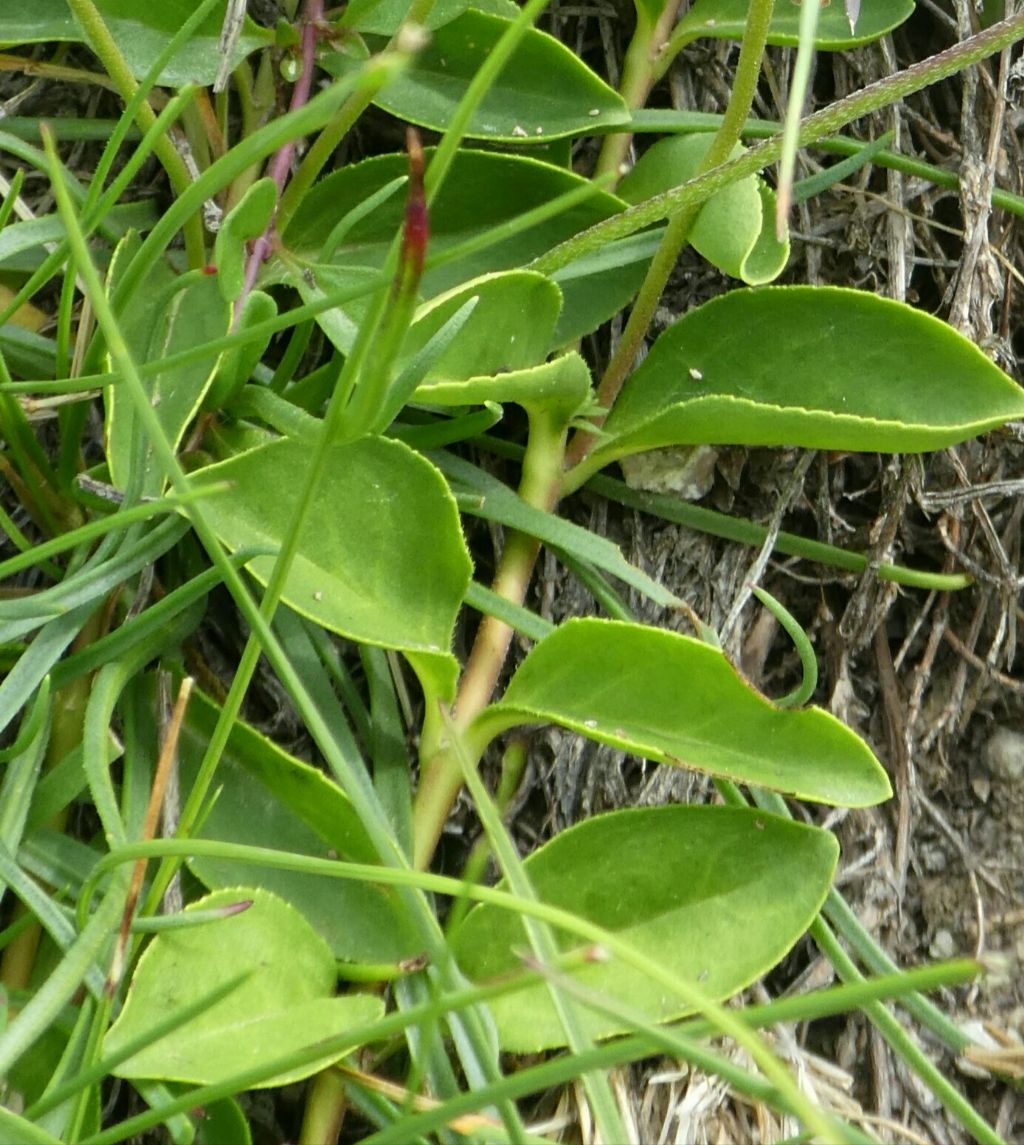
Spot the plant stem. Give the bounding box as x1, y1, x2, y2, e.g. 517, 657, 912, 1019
412, 0, 777, 871
300, 1069, 349, 1145
235, 0, 324, 320
593, 0, 685, 184
566, 0, 776, 469
411, 411, 567, 870
64, 0, 206, 269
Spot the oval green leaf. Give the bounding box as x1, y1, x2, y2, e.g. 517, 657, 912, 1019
452, 804, 838, 1050
675, 0, 914, 49
590, 287, 1024, 467
284, 149, 619, 287
191, 437, 471, 669
404, 271, 563, 383
0, 0, 273, 87
105, 888, 384, 1086
474, 617, 891, 806
322, 9, 628, 141
282, 150, 645, 344
619, 135, 788, 285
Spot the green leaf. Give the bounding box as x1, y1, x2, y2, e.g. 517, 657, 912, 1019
618, 135, 788, 285
196, 1098, 251, 1145
473, 617, 891, 806
0, 0, 273, 87
589, 287, 1024, 466
416, 351, 592, 419
281, 149, 638, 343
107, 272, 229, 495
214, 178, 278, 303
404, 271, 562, 382
289, 267, 562, 382
452, 805, 837, 1050
322, 10, 629, 141
191, 436, 471, 670
343, 0, 518, 34
105, 888, 384, 1086
676, 0, 914, 48
178, 690, 420, 962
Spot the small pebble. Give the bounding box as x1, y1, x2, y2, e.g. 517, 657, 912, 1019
929, 928, 956, 960
985, 727, 1024, 781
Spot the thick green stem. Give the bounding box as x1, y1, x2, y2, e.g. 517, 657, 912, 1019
566, 0, 776, 468
65, 0, 205, 268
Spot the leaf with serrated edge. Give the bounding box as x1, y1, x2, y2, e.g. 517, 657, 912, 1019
589, 287, 1024, 469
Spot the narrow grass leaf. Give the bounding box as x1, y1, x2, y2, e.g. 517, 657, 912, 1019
171, 690, 421, 962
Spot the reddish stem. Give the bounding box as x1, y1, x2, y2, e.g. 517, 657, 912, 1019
233, 0, 324, 324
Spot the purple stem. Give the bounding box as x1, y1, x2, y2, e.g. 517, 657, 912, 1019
233, 0, 324, 323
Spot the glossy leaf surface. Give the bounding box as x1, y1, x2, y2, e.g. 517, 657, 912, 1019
323, 10, 629, 141
676, 0, 913, 48
106, 889, 384, 1085
474, 618, 891, 806
453, 805, 837, 1049
591, 287, 1024, 467
281, 150, 640, 342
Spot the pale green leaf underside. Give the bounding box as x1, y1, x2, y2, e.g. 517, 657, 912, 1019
475, 618, 891, 806
619, 135, 788, 285
453, 805, 837, 1050
593, 287, 1024, 464
106, 888, 384, 1086
415, 351, 592, 416
108, 274, 228, 495
677, 0, 914, 49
